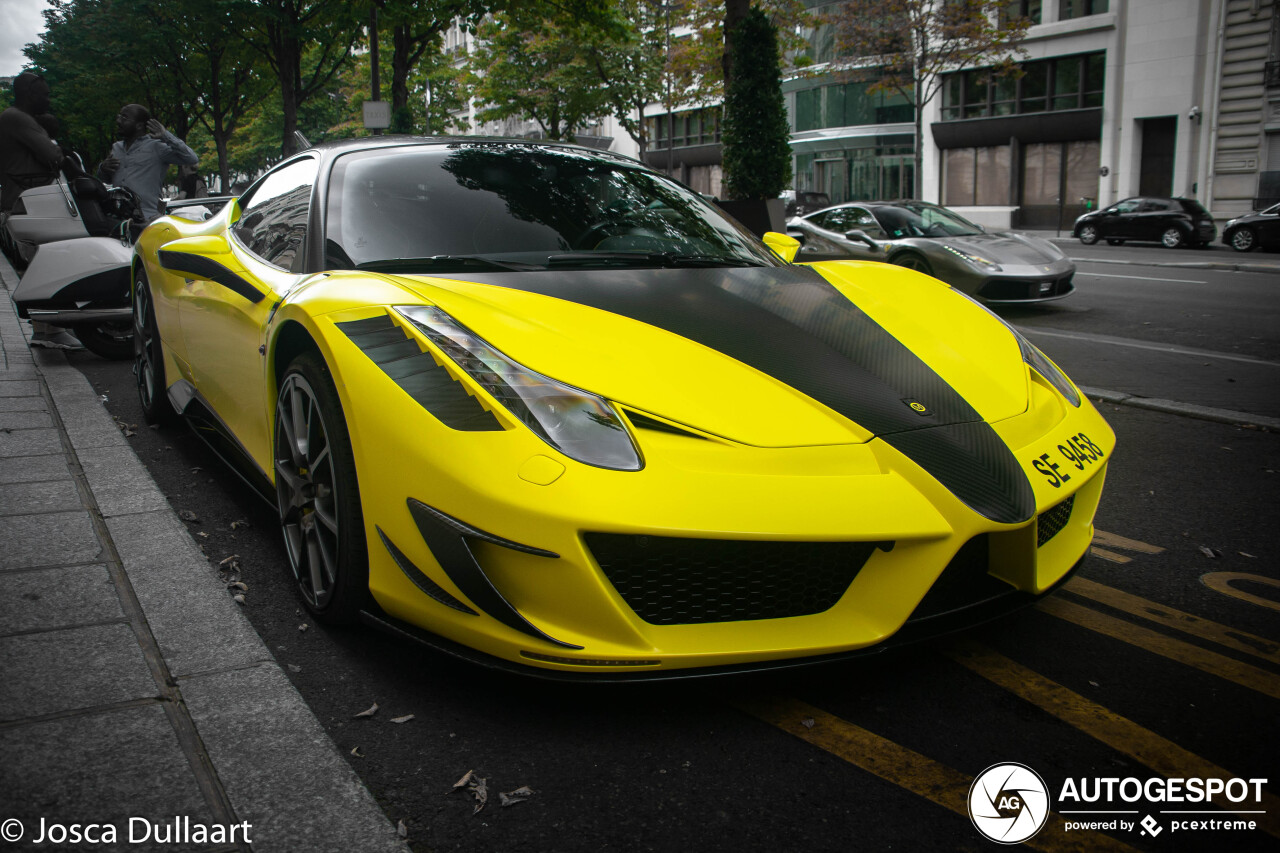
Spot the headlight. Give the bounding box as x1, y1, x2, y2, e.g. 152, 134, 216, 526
1016, 333, 1081, 407
942, 245, 1001, 271
395, 305, 642, 471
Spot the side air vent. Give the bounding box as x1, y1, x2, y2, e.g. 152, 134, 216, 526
624, 411, 707, 439
336, 314, 502, 431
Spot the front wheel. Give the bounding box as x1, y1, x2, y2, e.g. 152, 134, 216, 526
892, 252, 934, 276
132, 270, 179, 424
1161, 227, 1185, 249
1229, 228, 1257, 252
74, 320, 133, 360
275, 351, 369, 625
1078, 225, 1099, 245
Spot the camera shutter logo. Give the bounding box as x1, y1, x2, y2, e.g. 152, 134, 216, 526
969, 763, 1051, 844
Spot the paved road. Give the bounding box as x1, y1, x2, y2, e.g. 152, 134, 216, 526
64, 255, 1279, 852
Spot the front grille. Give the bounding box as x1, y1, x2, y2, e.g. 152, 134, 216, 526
907, 536, 1015, 622
979, 274, 1074, 301
1036, 494, 1075, 547
584, 533, 880, 625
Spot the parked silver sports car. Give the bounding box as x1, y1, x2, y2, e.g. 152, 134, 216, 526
788, 201, 1075, 303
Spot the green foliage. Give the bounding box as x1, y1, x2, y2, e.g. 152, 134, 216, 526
721, 9, 792, 201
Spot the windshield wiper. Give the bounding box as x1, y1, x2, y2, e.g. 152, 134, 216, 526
355, 255, 535, 273
545, 252, 765, 269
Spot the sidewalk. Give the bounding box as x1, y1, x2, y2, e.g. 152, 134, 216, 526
0, 254, 407, 851
1020, 230, 1280, 273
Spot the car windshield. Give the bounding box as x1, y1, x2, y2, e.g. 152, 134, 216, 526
325, 143, 778, 272
871, 202, 984, 239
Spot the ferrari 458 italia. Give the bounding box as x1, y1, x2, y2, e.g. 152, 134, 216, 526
131, 138, 1114, 678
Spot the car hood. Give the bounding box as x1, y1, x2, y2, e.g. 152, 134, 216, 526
380, 264, 1028, 449
934, 232, 1062, 265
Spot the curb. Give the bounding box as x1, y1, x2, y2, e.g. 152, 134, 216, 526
1, 253, 409, 853
1064, 255, 1280, 274
1080, 385, 1280, 431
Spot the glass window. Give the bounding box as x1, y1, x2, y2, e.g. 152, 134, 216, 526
975, 146, 1011, 205
1059, 0, 1109, 20
796, 88, 821, 131
945, 148, 976, 206
942, 74, 962, 121
1063, 140, 1100, 207
1001, 0, 1043, 26
1020, 61, 1048, 112
992, 74, 1018, 116
1022, 143, 1062, 206
233, 156, 317, 271
1112, 198, 1141, 213
1052, 56, 1081, 110
964, 72, 989, 118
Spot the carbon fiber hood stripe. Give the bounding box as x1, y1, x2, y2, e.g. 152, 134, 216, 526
438, 265, 1034, 523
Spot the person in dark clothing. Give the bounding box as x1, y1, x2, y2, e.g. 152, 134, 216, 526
98, 104, 197, 222
0, 72, 82, 350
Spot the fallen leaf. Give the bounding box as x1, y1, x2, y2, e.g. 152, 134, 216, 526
230, 519, 251, 530
227, 581, 248, 591
1089, 680, 1100, 688
1240, 552, 1257, 558
499, 786, 534, 808
196, 532, 209, 539
452, 770, 475, 790
351, 746, 363, 757
219, 555, 240, 567
353, 702, 379, 719
390, 714, 415, 724
232, 594, 246, 605
287, 664, 301, 673
397, 819, 407, 839
450, 770, 489, 814
298, 623, 309, 633
1198, 546, 1221, 559
148, 423, 160, 430
178, 510, 199, 523
800, 717, 815, 729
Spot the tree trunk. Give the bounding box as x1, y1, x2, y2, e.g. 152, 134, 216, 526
392, 24, 411, 114
723, 0, 750, 85
279, 35, 300, 156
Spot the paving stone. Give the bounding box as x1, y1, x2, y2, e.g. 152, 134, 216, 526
79, 445, 169, 517
105, 511, 271, 677
0, 410, 52, 429
0, 623, 157, 720
0, 478, 83, 516
0, 426, 62, 457
0, 703, 217, 852
0, 564, 123, 634
0, 395, 48, 412
58, 400, 128, 451
0, 378, 39, 397
181, 664, 406, 853
0, 511, 104, 570
0, 454, 70, 485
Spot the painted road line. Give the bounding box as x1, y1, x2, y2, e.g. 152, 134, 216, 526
948, 642, 1280, 839
732, 695, 1137, 852
1038, 597, 1280, 701
1065, 576, 1280, 664
1093, 531, 1166, 554
1016, 326, 1280, 368
1074, 271, 1209, 284
1090, 547, 1132, 564
1202, 572, 1280, 614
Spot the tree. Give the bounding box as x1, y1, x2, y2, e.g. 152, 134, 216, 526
721, 7, 792, 201
572, 0, 664, 157
830, 0, 1031, 198
376, 1, 489, 133
469, 13, 612, 141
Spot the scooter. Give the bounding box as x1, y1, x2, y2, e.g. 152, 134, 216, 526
4, 173, 143, 360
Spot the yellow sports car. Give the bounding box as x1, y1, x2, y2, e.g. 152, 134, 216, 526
132, 138, 1114, 678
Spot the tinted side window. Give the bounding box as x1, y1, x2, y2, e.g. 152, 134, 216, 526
1113, 199, 1141, 214
233, 157, 318, 270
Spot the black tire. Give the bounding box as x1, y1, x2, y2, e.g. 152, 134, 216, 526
1106, 239, 1124, 246
1229, 228, 1256, 252
132, 269, 179, 425
892, 252, 934, 276
74, 320, 134, 360
274, 351, 369, 625
1160, 227, 1185, 249
1077, 224, 1099, 245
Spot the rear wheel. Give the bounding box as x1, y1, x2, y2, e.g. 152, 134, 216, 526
132, 269, 178, 424
74, 321, 133, 360
275, 352, 369, 625
1161, 227, 1185, 249
892, 252, 934, 276
1078, 225, 1099, 245
1229, 228, 1257, 252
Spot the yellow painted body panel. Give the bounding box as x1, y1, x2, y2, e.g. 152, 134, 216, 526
134, 207, 1115, 674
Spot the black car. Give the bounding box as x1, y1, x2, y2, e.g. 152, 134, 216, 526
1072, 196, 1216, 248
1222, 203, 1280, 252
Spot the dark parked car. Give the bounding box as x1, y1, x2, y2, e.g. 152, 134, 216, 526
780, 189, 831, 218
1072, 196, 1216, 248
1222, 202, 1280, 252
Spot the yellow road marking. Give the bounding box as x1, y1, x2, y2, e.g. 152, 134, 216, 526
1039, 597, 1280, 701
1092, 530, 1165, 554
1201, 572, 1280, 614
1065, 576, 1280, 664
732, 696, 1137, 852
1090, 547, 1132, 564
948, 642, 1280, 838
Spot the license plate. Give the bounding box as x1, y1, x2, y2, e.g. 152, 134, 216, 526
1029, 431, 1105, 489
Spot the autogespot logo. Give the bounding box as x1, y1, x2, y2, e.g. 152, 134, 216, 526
969, 763, 1051, 844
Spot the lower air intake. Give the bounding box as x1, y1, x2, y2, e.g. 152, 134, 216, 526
1037, 494, 1075, 547
584, 533, 879, 625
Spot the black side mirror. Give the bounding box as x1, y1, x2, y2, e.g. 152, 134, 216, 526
845, 229, 880, 251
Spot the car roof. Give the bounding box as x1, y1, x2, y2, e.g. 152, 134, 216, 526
300, 135, 643, 166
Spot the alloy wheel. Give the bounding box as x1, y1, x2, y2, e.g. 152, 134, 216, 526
133, 279, 158, 410
1230, 228, 1256, 252
1161, 227, 1184, 249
